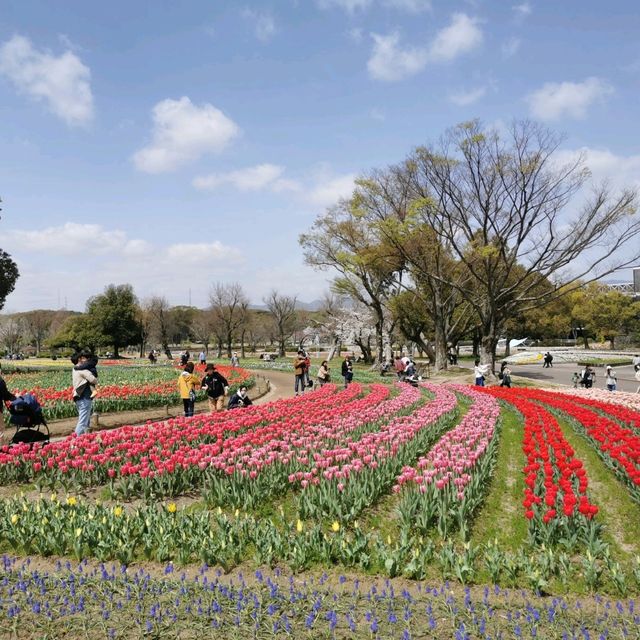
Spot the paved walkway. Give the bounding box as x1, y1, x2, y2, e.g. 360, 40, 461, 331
508, 361, 640, 394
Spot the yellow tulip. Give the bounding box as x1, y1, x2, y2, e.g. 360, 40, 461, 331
167, 502, 177, 514
387, 534, 392, 545
234, 509, 239, 518
10, 514, 19, 525
66, 496, 77, 507
50, 493, 57, 502
296, 519, 304, 533
114, 506, 123, 518
331, 521, 340, 532
75, 528, 82, 538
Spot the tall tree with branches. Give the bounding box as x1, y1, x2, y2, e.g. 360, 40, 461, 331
209, 282, 249, 358
393, 120, 639, 368
264, 290, 298, 357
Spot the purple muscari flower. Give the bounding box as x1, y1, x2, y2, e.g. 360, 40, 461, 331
455, 623, 469, 640
305, 612, 315, 629
267, 603, 278, 616
370, 617, 379, 634
326, 610, 338, 630
339, 575, 346, 584
346, 613, 356, 632
388, 611, 398, 624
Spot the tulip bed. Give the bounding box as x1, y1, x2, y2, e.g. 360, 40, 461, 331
1, 381, 640, 617
496, 388, 640, 503
2, 364, 253, 419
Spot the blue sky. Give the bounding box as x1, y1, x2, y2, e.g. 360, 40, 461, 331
1, 0, 639, 311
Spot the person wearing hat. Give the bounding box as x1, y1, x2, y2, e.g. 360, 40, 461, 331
605, 365, 617, 392
201, 363, 229, 412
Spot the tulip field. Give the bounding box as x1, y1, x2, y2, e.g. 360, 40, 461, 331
2, 363, 253, 419
1, 379, 640, 638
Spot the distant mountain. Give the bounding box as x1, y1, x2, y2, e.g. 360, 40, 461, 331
249, 299, 324, 312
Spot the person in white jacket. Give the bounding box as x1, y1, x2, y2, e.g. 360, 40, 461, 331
474, 359, 490, 386
71, 350, 98, 436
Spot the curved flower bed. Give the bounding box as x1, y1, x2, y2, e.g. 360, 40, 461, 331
4, 365, 253, 419
477, 387, 599, 547
510, 388, 640, 502
394, 385, 501, 537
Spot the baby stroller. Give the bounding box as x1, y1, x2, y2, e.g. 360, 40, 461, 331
8, 393, 49, 446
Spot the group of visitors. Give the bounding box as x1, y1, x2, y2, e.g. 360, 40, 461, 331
474, 359, 512, 388
293, 351, 354, 394
178, 361, 251, 417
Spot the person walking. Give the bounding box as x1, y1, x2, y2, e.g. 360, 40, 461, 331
500, 363, 512, 388
583, 365, 595, 389
201, 363, 229, 412
231, 352, 240, 367
341, 354, 354, 388
605, 365, 617, 391
72, 350, 98, 436
474, 359, 489, 386
178, 362, 200, 417
303, 351, 312, 387
634, 364, 640, 394
317, 360, 330, 386
198, 350, 207, 366
294, 350, 307, 395
0, 367, 16, 445
228, 385, 253, 409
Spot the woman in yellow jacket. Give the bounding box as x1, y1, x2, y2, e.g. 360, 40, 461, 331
178, 362, 200, 417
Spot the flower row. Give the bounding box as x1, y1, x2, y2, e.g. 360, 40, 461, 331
394, 385, 501, 538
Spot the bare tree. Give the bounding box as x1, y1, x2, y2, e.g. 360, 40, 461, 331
144, 296, 174, 360
300, 200, 402, 365
22, 310, 54, 356
0, 316, 25, 355
209, 282, 249, 358
264, 290, 298, 357
191, 309, 215, 354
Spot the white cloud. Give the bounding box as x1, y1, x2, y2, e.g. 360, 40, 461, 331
512, 2, 532, 22
308, 173, 357, 208
317, 0, 373, 12
553, 147, 640, 190
501, 36, 521, 58
132, 97, 240, 173
367, 32, 429, 81
368, 13, 482, 81
242, 9, 277, 42
526, 77, 613, 121
193, 164, 288, 191
383, 0, 431, 11
167, 242, 243, 264
427, 13, 483, 62
0, 34, 93, 126
449, 86, 486, 106
2, 222, 245, 310
5, 223, 151, 257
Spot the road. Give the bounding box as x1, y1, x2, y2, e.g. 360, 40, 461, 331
508, 361, 640, 394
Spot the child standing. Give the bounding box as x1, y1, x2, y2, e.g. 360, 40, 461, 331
178, 362, 200, 417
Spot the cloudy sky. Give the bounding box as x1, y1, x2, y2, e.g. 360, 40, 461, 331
1, 0, 639, 311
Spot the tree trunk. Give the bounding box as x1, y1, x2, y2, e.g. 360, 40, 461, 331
433, 322, 448, 372
216, 339, 223, 358
504, 331, 511, 357
241, 330, 246, 358
472, 330, 480, 359
582, 334, 590, 350
226, 333, 233, 358
114, 345, 120, 358
278, 337, 286, 357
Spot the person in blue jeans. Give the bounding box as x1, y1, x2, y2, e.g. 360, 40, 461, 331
71, 350, 98, 436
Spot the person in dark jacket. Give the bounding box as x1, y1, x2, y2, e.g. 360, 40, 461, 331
0, 368, 16, 444
228, 385, 253, 409
341, 354, 353, 388
201, 364, 229, 412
